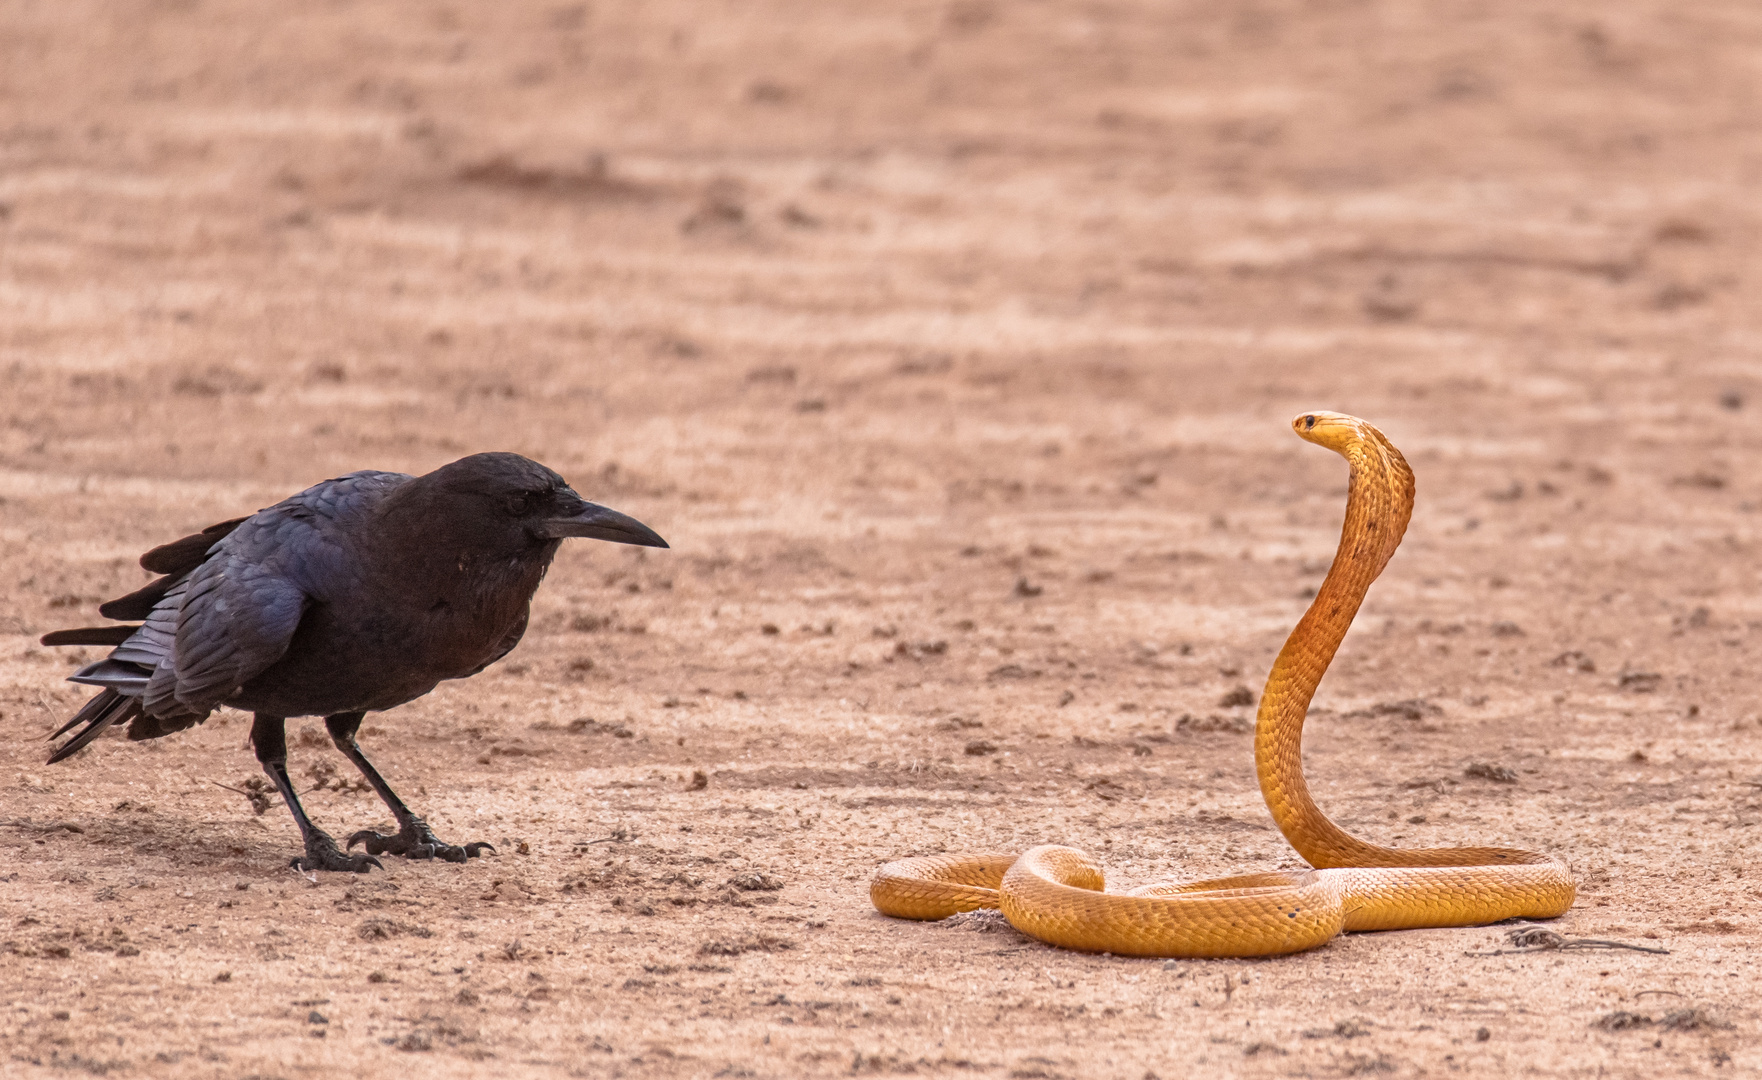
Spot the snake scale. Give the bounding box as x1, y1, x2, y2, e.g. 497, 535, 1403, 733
870, 412, 1575, 957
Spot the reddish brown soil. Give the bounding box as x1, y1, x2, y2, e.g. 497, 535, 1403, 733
2, 2, 1759, 1077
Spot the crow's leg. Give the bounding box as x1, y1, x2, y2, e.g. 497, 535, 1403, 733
251, 713, 380, 873
327, 711, 495, 864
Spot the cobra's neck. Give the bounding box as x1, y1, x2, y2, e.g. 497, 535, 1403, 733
1255, 433, 1414, 868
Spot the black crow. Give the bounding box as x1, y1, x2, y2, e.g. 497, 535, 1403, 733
39, 452, 668, 872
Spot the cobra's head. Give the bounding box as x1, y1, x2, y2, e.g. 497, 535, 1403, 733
1292, 411, 1372, 453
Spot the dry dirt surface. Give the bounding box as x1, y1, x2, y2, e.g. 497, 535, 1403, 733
2, 2, 1760, 1077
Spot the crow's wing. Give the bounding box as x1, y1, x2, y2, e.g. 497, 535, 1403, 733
46, 471, 409, 759
140, 554, 309, 718
133, 470, 409, 719
94, 515, 251, 620
140, 516, 252, 576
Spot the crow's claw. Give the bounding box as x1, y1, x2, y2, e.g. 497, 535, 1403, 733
347, 819, 494, 864
292, 830, 382, 873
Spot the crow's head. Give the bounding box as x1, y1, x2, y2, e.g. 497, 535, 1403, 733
412, 452, 668, 558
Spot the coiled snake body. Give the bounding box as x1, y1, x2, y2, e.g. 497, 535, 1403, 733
870, 413, 1575, 957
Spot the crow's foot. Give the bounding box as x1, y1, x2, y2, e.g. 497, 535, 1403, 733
292, 830, 382, 873
347, 819, 494, 864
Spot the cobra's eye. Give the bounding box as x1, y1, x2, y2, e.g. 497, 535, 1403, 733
1303, 415, 1317, 430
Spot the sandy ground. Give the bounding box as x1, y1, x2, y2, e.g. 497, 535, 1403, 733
2, 1, 1760, 1077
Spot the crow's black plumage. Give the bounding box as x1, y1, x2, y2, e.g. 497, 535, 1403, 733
40, 452, 668, 872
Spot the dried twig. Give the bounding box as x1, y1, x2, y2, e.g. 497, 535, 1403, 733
1467, 924, 1669, 957
211, 779, 279, 816
573, 825, 636, 848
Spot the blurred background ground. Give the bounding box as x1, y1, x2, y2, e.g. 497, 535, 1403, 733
1, 1, 1759, 1077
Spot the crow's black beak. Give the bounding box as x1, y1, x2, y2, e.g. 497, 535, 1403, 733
536, 497, 669, 548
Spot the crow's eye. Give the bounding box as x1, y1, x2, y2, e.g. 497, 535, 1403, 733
505, 493, 534, 517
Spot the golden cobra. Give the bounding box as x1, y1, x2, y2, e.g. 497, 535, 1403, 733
870, 412, 1575, 957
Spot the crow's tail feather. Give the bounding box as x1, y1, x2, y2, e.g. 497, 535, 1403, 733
40, 626, 142, 647
47, 689, 143, 764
